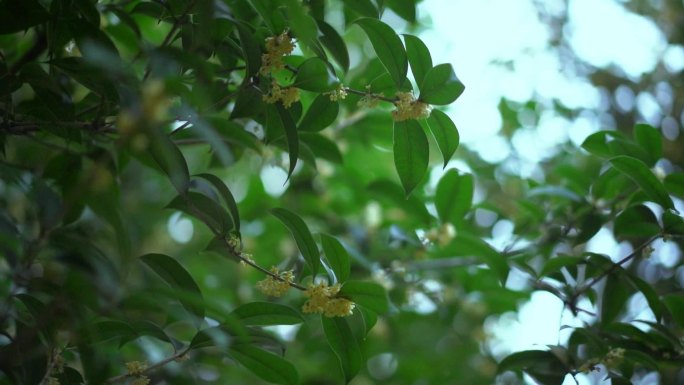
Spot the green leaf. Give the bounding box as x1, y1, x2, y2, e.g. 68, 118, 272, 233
195, 173, 241, 234
148, 128, 190, 194
340, 281, 389, 314
609, 156, 674, 210
0, 0, 49, 35
320, 234, 351, 283
354, 18, 408, 87
540, 256, 584, 277
626, 275, 664, 322
92, 320, 137, 343
663, 211, 684, 235
418, 63, 465, 105
633, 123, 662, 165
270, 208, 320, 277
268, 104, 299, 179
285, 0, 318, 42
229, 345, 299, 385
664, 172, 684, 199
166, 192, 234, 235
581, 130, 624, 158
232, 302, 304, 326
234, 21, 262, 76
403, 34, 433, 86
300, 133, 343, 164
367, 179, 432, 225
447, 235, 509, 284
140, 253, 205, 319
387, 0, 416, 22
393, 119, 429, 197
293, 57, 337, 92
601, 273, 632, 325
435, 169, 473, 225
315, 19, 350, 73
322, 317, 363, 383
426, 109, 459, 167
663, 295, 684, 329
344, 0, 378, 18
613, 205, 661, 239
497, 350, 567, 385
299, 94, 339, 132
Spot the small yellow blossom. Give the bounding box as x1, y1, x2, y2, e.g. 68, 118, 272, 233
391, 91, 431, 121
131, 376, 150, 385
125, 361, 148, 376
302, 282, 354, 317
260, 30, 296, 76
327, 84, 348, 101
262, 81, 300, 108
239, 252, 255, 266
256, 267, 294, 297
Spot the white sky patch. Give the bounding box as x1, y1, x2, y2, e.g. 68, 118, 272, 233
260, 166, 290, 197
167, 212, 194, 243
566, 0, 666, 78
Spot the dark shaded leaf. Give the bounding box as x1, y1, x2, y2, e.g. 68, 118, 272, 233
196, 173, 241, 233
167, 192, 234, 235
148, 128, 190, 194
601, 273, 632, 325
344, 0, 378, 18
498, 349, 567, 385
140, 253, 205, 319
299, 94, 339, 132
294, 57, 337, 92
316, 19, 350, 72
613, 205, 661, 239
663, 295, 684, 329
633, 123, 662, 165
0, 0, 49, 34
229, 344, 299, 385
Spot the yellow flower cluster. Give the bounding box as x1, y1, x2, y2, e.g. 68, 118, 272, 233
125, 361, 148, 375
256, 267, 295, 297
262, 81, 301, 108
392, 91, 431, 121
302, 282, 355, 317
260, 30, 296, 76
327, 84, 348, 101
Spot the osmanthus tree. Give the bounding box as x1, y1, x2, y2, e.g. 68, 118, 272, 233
1, 0, 684, 384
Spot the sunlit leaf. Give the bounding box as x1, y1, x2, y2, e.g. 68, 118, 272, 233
339, 281, 389, 314
609, 155, 674, 210
403, 34, 432, 85
419, 63, 465, 105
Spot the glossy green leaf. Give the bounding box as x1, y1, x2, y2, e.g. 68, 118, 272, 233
426, 109, 459, 168
322, 317, 362, 383
167, 192, 234, 235
354, 18, 408, 87
387, 0, 416, 22
195, 173, 241, 233
613, 205, 661, 239
320, 234, 351, 283
285, 0, 318, 42
609, 156, 674, 210
294, 57, 337, 92
393, 119, 429, 196
403, 34, 432, 85
148, 128, 190, 194
419, 63, 465, 105
299, 94, 340, 132
633, 123, 662, 165
663, 211, 684, 235
232, 302, 304, 326
664, 172, 684, 199
339, 281, 389, 314
663, 295, 684, 329
268, 104, 299, 179
234, 21, 262, 76
315, 19, 350, 72
271, 208, 320, 277
581, 130, 624, 158
140, 253, 204, 319
229, 344, 299, 385
435, 169, 473, 225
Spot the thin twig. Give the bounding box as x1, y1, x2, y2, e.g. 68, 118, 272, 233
105, 349, 190, 383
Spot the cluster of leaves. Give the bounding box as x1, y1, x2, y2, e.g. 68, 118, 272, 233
1, 0, 684, 385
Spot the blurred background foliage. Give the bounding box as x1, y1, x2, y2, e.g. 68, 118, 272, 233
1, 0, 684, 385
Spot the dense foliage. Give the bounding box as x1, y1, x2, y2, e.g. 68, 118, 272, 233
1, 0, 684, 384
